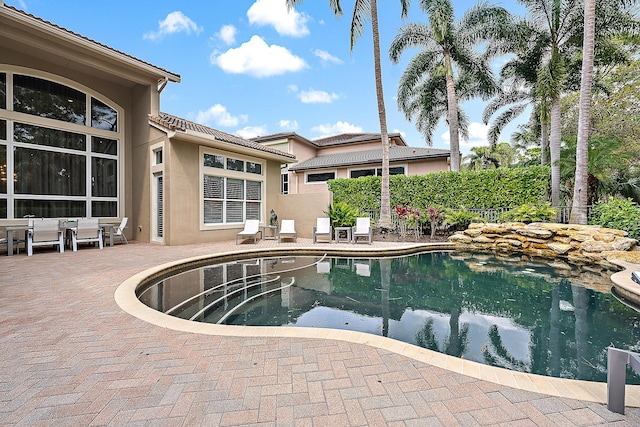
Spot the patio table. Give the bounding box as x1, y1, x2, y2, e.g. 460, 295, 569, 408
101, 223, 120, 247
5, 225, 31, 256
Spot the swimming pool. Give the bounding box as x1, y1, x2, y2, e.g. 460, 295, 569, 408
137, 251, 640, 383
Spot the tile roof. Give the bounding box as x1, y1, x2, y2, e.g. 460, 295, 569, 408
1, 3, 180, 81
289, 147, 450, 171
313, 133, 406, 147
150, 113, 296, 160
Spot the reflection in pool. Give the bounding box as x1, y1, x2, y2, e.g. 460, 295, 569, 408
137, 251, 640, 383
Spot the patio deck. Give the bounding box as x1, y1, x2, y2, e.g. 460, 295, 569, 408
1, 238, 640, 426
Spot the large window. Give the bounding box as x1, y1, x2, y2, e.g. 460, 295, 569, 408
0, 69, 121, 218
349, 166, 405, 179
201, 149, 264, 226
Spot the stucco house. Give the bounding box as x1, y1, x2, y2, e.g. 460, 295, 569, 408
252, 132, 451, 195
0, 2, 317, 245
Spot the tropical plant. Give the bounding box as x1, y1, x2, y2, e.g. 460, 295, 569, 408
286, 0, 409, 229
570, 0, 597, 225
442, 209, 486, 231
394, 205, 422, 239
324, 202, 358, 228
483, 0, 639, 207
388, 0, 509, 171
588, 198, 640, 240
462, 142, 516, 171
501, 202, 558, 223
424, 206, 443, 239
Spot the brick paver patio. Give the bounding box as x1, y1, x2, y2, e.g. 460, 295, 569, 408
1, 239, 639, 426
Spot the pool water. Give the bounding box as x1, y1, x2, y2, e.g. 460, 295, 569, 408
137, 251, 640, 383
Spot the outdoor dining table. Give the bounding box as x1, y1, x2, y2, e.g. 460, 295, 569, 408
100, 223, 120, 247
5, 225, 31, 256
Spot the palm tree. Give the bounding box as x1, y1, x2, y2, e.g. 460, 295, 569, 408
285, 0, 409, 229
485, 0, 638, 208
388, 0, 508, 172
569, 0, 595, 225
462, 143, 516, 171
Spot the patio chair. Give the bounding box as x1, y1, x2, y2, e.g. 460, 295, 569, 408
352, 217, 372, 244
27, 218, 64, 256
278, 219, 297, 242
104, 217, 128, 245
71, 218, 103, 251
354, 259, 371, 277
313, 217, 332, 244
235, 219, 262, 244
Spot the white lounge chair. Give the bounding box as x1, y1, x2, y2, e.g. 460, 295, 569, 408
236, 220, 262, 244
104, 217, 128, 246
352, 217, 372, 244
71, 218, 103, 251
27, 218, 64, 256
313, 218, 332, 244
278, 219, 297, 242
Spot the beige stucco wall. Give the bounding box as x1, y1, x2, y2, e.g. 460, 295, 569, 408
1, 43, 160, 244
407, 158, 450, 174
274, 192, 332, 239
159, 138, 284, 245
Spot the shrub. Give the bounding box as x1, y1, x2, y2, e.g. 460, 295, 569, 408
443, 209, 486, 231
589, 198, 640, 240
500, 202, 557, 223
328, 165, 550, 213
324, 202, 359, 228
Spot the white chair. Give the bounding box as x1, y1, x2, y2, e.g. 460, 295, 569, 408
354, 259, 371, 277
104, 217, 128, 245
71, 218, 103, 251
236, 220, 262, 244
278, 220, 297, 242
27, 218, 64, 256
313, 218, 332, 244
352, 217, 372, 244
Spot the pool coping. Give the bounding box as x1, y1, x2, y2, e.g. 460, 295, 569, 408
114, 243, 640, 407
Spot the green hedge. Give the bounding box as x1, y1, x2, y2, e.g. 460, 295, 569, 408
328, 165, 550, 212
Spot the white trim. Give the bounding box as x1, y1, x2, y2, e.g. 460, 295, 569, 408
199, 146, 266, 231
0, 65, 124, 220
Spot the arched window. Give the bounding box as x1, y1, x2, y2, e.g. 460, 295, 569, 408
0, 69, 121, 219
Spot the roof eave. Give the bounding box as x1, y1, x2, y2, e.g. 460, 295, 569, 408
1, 5, 180, 84
175, 129, 297, 164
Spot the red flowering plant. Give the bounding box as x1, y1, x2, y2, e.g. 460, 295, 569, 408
394, 206, 423, 240
425, 206, 443, 239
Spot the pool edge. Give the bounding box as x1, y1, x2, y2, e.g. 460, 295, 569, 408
114, 243, 640, 407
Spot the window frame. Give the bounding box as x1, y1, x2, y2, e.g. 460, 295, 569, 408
305, 170, 336, 185
348, 164, 407, 179
0, 67, 123, 220
200, 146, 265, 229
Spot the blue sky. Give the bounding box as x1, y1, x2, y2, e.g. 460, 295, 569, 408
8, 0, 528, 154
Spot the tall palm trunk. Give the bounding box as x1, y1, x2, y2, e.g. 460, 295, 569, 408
371, 0, 392, 228
570, 0, 596, 224
549, 99, 561, 206
540, 119, 549, 165
444, 53, 461, 171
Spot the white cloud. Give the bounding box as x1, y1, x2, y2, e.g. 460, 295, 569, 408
299, 89, 339, 104
287, 84, 299, 93
311, 121, 363, 137
211, 35, 307, 77
440, 122, 489, 153
144, 11, 202, 41
236, 125, 268, 139
313, 49, 343, 65
278, 119, 299, 130
247, 0, 310, 37
196, 104, 247, 128
216, 25, 237, 45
